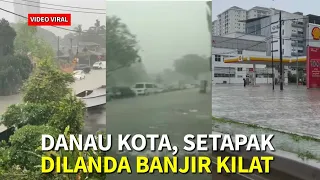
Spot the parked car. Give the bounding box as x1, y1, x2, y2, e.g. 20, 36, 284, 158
109, 87, 136, 99
92, 61, 106, 69
131, 82, 161, 95
73, 70, 85, 80
74, 64, 91, 73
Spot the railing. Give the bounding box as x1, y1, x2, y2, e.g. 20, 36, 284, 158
212, 132, 320, 180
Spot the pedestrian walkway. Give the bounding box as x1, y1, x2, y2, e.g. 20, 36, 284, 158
212, 84, 320, 137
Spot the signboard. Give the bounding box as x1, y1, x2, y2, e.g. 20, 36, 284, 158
308, 23, 320, 47
306, 46, 320, 88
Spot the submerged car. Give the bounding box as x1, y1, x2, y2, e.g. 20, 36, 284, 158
109, 87, 136, 99
92, 61, 106, 69
74, 64, 91, 73
73, 70, 85, 80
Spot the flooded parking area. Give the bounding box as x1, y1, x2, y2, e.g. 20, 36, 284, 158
212, 84, 320, 137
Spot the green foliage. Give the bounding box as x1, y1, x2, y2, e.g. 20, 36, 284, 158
0, 18, 16, 56
1, 103, 54, 128
14, 22, 55, 60
0, 54, 33, 96
38, 126, 107, 180
106, 16, 141, 71
4, 125, 59, 171
22, 59, 74, 103
48, 95, 86, 134
174, 54, 209, 79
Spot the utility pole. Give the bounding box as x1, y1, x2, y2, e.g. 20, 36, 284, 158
57, 36, 60, 57
271, 35, 274, 90
279, 11, 284, 91
296, 40, 299, 87
70, 38, 73, 62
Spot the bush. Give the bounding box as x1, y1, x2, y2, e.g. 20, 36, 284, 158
48, 95, 86, 134
22, 59, 74, 104
8, 125, 59, 170
1, 103, 54, 128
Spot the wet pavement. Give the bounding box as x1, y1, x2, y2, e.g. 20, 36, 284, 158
212, 84, 320, 137
103, 88, 212, 180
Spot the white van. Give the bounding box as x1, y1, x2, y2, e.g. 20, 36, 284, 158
92, 61, 106, 69
131, 82, 163, 95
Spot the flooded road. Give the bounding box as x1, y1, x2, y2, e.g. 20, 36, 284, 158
212, 84, 320, 137
0, 70, 106, 132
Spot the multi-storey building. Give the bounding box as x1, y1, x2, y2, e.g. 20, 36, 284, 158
14, 0, 40, 23
269, 11, 306, 57
213, 6, 247, 36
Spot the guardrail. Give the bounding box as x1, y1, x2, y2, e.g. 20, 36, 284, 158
212, 132, 320, 180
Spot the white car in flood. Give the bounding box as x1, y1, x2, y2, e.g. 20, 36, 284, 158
73, 70, 85, 80
92, 61, 106, 69
131, 82, 162, 95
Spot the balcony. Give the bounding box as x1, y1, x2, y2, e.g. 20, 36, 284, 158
291, 42, 304, 47
291, 22, 304, 28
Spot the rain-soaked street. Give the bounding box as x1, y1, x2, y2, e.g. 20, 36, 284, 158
212, 84, 320, 137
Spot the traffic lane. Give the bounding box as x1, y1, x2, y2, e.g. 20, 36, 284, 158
105, 89, 212, 154
70, 69, 106, 94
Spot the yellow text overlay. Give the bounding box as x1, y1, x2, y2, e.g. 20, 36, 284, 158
216, 156, 274, 174
41, 156, 211, 174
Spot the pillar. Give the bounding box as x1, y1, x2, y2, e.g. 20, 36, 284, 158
252, 64, 256, 86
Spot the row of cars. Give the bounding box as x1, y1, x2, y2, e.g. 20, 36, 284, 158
105, 82, 197, 101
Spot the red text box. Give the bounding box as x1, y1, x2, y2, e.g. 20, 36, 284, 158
28, 14, 71, 26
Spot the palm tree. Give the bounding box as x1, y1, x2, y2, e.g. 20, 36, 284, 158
74, 24, 82, 36
94, 19, 100, 34
74, 24, 82, 52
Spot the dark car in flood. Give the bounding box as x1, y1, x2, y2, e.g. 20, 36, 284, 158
74, 64, 91, 73
108, 87, 136, 99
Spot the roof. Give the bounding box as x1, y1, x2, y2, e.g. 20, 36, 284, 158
249, 6, 271, 12
218, 6, 245, 16
79, 42, 100, 46
224, 56, 306, 64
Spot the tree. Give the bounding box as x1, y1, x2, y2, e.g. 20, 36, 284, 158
0, 18, 16, 56
14, 22, 55, 60
0, 54, 33, 96
106, 16, 141, 73
22, 60, 74, 103
174, 54, 209, 80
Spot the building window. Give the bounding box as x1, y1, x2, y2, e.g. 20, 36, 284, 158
215, 55, 221, 62
237, 67, 243, 71
271, 40, 278, 43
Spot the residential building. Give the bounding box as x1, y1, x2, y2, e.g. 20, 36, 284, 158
14, 0, 40, 23
212, 20, 220, 36
269, 11, 306, 57
246, 6, 276, 19
215, 6, 247, 36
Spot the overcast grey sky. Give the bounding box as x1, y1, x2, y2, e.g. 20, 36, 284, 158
212, 0, 320, 20
0, 0, 106, 37
107, 1, 210, 73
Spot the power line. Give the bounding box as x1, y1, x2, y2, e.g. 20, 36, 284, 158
0, 7, 99, 34
0, 0, 105, 15
19, 0, 105, 11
